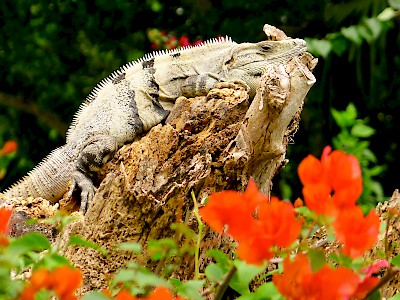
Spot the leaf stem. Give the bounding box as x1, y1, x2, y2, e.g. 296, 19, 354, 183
214, 265, 237, 300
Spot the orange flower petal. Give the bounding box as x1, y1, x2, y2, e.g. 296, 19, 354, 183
257, 198, 301, 248
20, 269, 51, 300
326, 150, 362, 192
236, 236, 273, 265
147, 286, 174, 300
298, 154, 325, 186
334, 207, 380, 258
352, 277, 379, 299
272, 254, 313, 298
312, 266, 359, 299
0, 206, 12, 234
116, 289, 139, 300
199, 179, 267, 240
51, 266, 82, 299
0, 140, 18, 155
302, 184, 334, 215
332, 179, 362, 210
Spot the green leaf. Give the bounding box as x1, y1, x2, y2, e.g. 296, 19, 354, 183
112, 269, 137, 283
331, 103, 358, 129
169, 277, 183, 288
295, 206, 317, 221
377, 7, 397, 21
307, 249, 326, 272
36, 254, 71, 270
176, 280, 205, 300
69, 235, 108, 256
81, 291, 110, 300
171, 223, 197, 240
366, 289, 381, 300
236, 282, 283, 300
390, 254, 400, 266
207, 249, 231, 266
351, 123, 376, 138
134, 272, 170, 287
307, 39, 332, 58
356, 25, 374, 43
365, 18, 383, 40
229, 260, 266, 294
388, 293, 400, 300
362, 149, 378, 163
112, 269, 170, 288
7, 233, 51, 256
148, 238, 178, 260
388, 0, 400, 9
117, 242, 142, 254
330, 36, 348, 56
341, 26, 362, 45
205, 263, 225, 283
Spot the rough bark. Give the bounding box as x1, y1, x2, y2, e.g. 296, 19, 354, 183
52, 52, 318, 294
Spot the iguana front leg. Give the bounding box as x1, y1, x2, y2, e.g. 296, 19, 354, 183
180, 74, 250, 97
66, 135, 118, 211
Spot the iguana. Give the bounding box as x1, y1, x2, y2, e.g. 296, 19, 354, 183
3, 27, 307, 212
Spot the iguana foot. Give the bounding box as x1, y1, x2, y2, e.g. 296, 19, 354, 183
67, 135, 118, 212
66, 171, 97, 212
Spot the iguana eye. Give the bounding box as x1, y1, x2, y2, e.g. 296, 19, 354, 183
261, 44, 272, 51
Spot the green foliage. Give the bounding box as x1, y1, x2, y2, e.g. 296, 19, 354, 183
69, 235, 108, 257
236, 283, 283, 300
331, 103, 386, 208
0, 0, 399, 208
306, 10, 393, 59
229, 260, 266, 294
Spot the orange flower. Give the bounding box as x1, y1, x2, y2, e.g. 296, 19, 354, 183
51, 266, 83, 300
236, 237, 275, 265
113, 287, 187, 300
0, 206, 12, 234
147, 286, 174, 299
257, 197, 301, 248
311, 265, 359, 299
201, 181, 300, 265
0, 140, 18, 155
298, 146, 362, 216
273, 254, 362, 300
21, 269, 51, 300
298, 154, 328, 187
333, 206, 380, 258
301, 184, 333, 215
199, 179, 267, 240
115, 289, 139, 300
0, 206, 12, 246
272, 253, 313, 299
21, 266, 82, 300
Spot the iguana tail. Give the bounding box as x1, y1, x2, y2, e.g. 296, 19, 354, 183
3, 145, 75, 202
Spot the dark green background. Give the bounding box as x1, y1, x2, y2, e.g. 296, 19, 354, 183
1, 0, 399, 203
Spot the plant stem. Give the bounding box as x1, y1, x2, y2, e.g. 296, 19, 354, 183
214, 265, 237, 300
191, 190, 203, 280
366, 267, 399, 297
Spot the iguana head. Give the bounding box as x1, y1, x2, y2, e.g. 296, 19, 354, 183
224, 38, 307, 95
229, 38, 306, 71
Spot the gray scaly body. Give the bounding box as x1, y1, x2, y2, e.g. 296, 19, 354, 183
3, 31, 306, 211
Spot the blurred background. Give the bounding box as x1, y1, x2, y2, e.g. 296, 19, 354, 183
0, 0, 399, 210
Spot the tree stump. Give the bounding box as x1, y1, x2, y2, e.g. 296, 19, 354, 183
54, 51, 317, 294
